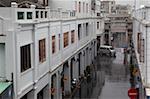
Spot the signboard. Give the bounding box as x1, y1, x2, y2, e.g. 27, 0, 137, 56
128, 88, 137, 99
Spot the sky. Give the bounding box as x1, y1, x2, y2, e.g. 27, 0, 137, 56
114, 0, 150, 9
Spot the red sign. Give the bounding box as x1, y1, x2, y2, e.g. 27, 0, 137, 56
128, 88, 138, 99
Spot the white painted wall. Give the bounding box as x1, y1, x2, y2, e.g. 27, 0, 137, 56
16, 27, 34, 97
145, 28, 150, 84
35, 25, 49, 79
0, 2, 99, 98
132, 7, 150, 86
50, 22, 62, 71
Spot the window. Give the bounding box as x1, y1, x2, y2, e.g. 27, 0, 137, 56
86, 3, 88, 13
36, 11, 39, 18
63, 32, 69, 48
140, 39, 144, 63
58, 34, 61, 50
97, 22, 99, 29
137, 33, 141, 53
83, 23, 86, 37
86, 23, 88, 36
43, 0, 48, 6
79, 2, 81, 13
18, 12, 24, 20
45, 11, 47, 18
78, 24, 81, 40
75, 1, 77, 12
39, 39, 46, 62
27, 12, 32, 19
52, 36, 56, 54
71, 30, 75, 44
143, 12, 146, 19
41, 11, 43, 18
21, 44, 31, 72
83, 2, 85, 13
91, 0, 96, 10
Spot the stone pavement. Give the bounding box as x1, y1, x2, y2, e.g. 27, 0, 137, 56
98, 78, 130, 99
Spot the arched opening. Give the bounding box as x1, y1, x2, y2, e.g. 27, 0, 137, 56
51, 74, 57, 99
61, 61, 70, 98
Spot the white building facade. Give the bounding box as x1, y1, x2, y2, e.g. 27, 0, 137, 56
0, 0, 103, 99
133, 6, 150, 99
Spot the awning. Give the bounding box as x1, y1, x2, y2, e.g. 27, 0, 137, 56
0, 82, 12, 94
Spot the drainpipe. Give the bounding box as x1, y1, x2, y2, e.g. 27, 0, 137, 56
145, 24, 148, 85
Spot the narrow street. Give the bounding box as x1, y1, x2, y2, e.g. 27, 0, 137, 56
97, 48, 130, 99
72, 48, 130, 99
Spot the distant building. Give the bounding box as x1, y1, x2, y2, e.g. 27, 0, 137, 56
105, 13, 132, 47
100, 0, 116, 16
0, 0, 48, 7
115, 4, 131, 14
102, 2, 132, 48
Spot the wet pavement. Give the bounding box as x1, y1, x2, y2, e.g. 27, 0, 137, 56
97, 48, 130, 99
72, 48, 130, 99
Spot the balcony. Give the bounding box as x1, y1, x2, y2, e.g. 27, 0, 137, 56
15, 8, 77, 23
50, 9, 76, 21
0, 2, 100, 25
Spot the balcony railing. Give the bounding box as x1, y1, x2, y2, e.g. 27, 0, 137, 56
50, 10, 76, 20
0, 2, 99, 24
15, 8, 77, 23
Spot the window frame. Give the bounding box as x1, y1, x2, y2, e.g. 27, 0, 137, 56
79, 2, 81, 13
86, 23, 89, 36
86, 3, 88, 13
39, 39, 46, 63
20, 44, 31, 73
52, 35, 56, 54
27, 12, 32, 19
63, 32, 69, 48
71, 30, 75, 44
58, 34, 61, 50
97, 22, 99, 29
78, 24, 81, 40
18, 12, 24, 20
83, 2, 85, 13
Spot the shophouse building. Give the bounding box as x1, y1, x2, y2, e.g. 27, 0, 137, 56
0, 0, 103, 99
133, 5, 150, 99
